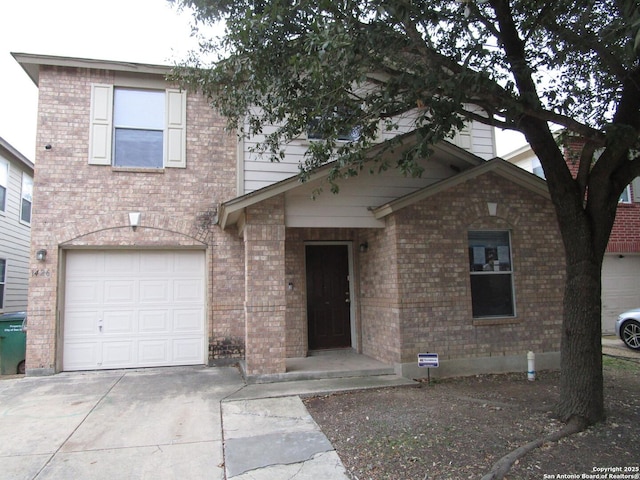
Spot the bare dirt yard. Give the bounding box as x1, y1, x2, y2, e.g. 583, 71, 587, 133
304, 353, 640, 480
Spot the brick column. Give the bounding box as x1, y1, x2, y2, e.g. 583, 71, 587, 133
243, 195, 287, 375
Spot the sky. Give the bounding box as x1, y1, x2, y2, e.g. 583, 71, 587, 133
0, 0, 525, 162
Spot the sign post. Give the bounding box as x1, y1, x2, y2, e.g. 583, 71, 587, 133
418, 352, 439, 384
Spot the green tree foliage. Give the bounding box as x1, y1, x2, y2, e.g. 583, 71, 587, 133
171, 0, 640, 426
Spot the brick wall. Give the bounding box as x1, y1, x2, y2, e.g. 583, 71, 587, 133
26, 65, 242, 372
359, 171, 565, 365
243, 195, 287, 374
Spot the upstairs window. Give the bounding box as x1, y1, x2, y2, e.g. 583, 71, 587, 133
0, 159, 7, 212
113, 89, 165, 168
306, 108, 361, 142
89, 84, 186, 169
468, 230, 515, 318
619, 185, 631, 204
20, 173, 32, 224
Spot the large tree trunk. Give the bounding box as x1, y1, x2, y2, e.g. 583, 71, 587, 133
555, 251, 605, 425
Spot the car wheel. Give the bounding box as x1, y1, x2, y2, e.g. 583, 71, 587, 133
621, 320, 640, 350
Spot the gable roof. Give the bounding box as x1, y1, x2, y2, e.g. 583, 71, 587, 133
0, 136, 34, 172
219, 131, 486, 230
12, 53, 171, 86
371, 157, 550, 219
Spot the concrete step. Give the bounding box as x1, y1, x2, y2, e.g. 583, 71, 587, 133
226, 374, 419, 402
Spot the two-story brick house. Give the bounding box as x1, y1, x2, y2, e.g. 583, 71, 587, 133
504, 139, 640, 334
0, 136, 33, 314
15, 52, 565, 380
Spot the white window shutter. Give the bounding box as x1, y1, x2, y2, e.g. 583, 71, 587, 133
165, 89, 187, 168
89, 84, 113, 165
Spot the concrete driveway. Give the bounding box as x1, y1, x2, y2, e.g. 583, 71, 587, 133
0, 364, 375, 480
0, 366, 244, 480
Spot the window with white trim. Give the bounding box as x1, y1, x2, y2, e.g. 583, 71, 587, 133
619, 185, 631, 204
0, 158, 8, 213
20, 173, 32, 224
0, 258, 6, 309
468, 230, 515, 318
306, 107, 361, 142
89, 84, 186, 169
114, 89, 165, 168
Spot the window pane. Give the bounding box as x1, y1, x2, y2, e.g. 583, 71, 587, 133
114, 129, 163, 168
620, 186, 631, 203
470, 274, 514, 317
21, 199, 32, 223
0, 161, 7, 187
114, 89, 165, 129
468, 231, 511, 271
0, 185, 5, 211
22, 175, 33, 202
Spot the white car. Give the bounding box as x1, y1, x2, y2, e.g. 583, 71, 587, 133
616, 308, 640, 350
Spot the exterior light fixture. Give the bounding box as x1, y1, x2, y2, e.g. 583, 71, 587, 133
359, 241, 369, 253
36, 249, 47, 262
129, 212, 141, 231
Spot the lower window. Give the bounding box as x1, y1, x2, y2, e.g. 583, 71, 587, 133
468, 230, 515, 318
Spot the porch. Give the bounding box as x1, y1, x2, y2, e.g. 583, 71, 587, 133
239, 349, 412, 386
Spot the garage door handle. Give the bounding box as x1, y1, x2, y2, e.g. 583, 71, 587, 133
98, 319, 103, 332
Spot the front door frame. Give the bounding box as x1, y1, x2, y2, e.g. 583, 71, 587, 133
305, 241, 358, 352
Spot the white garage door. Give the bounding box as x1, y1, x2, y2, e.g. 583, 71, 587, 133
63, 250, 206, 371
602, 254, 640, 334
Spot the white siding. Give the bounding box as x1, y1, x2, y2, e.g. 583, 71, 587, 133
0, 152, 32, 313
284, 159, 455, 228
240, 105, 496, 195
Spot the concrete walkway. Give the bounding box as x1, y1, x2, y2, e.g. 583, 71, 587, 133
0, 365, 415, 480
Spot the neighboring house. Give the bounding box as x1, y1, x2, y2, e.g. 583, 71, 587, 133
503, 138, 640, 334
14, 52, 565, 380
0, 136, 33, 314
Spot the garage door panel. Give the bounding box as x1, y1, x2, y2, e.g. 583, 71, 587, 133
64, 342, 100, 371
102, 341, 136, 367
104, 252, 138, 274
65, 311, 100, 336
139, 281, 170, 303
174, 252, 205, 274
103, 311, 136, 334
140, 253, 172, 273
173, 310, 204, 332
66, 281, 102, 305
64, 250, 205, 371
139, 311, 170, 333
174, 279, 205, 302
173, 338, 204, 363
138, 340, 170, 365
104, 281, 136, 303
67, 252, 103, 275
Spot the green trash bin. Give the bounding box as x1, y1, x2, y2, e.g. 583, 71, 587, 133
0, 312, 27, 375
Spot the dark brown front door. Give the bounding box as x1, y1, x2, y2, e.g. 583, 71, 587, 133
306, 245, 352, 350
